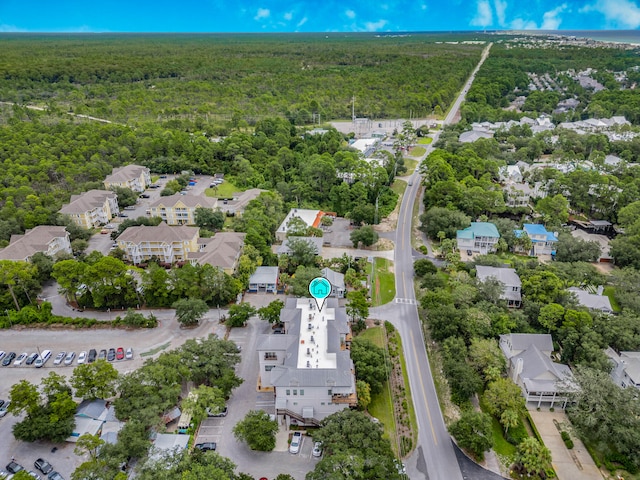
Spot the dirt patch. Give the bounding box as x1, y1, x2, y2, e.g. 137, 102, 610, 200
375, 238, 395, 251
376, 208, 398, 232
593, 262, 614, 274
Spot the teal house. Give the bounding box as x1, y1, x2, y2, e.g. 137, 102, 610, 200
456, 222, 500, 255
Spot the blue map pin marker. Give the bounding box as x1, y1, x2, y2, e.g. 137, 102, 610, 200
309, 277, 331, 311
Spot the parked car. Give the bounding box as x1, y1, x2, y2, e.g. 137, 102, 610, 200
35, 350, 52, 368
34, 459, 53, 475
107, 348, 116, 362
139, 194, 150, 199
124, 206, 136, 210
53, 351, 66, 365
25, 353, 39, 365
116, 347, 125, 360
48, 472, 64, 480
77, 351, 87, 364
6, 462, 24, 474
194, 442, 216, 451
13, 352, 28, 366
28, 471, 42, 479
118, 213, 128, 218
0, 401, 10, 418
100, 229, 109, 234
104, 224, 116, 229
125, 347, 134, 360
0, 351, 5, 361
206, 406, 228, 417
2, 352, 16, 366
63, 352, 76, 365
98, 349, 107, 361
87, 349, 97, 363
312, 441, 323, 457
289, 432, 302, 454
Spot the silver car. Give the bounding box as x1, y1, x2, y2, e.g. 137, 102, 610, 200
77, 351, 87, 364
63, 352, 76, 365
13, 352, 28, 366
53, 351, 66, 365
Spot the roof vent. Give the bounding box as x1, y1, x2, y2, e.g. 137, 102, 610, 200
310, 335, 315, 344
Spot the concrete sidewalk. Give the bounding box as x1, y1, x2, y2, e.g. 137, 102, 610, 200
528, 409, 603, 480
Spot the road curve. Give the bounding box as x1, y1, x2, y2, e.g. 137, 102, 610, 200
384, 42, 492, 480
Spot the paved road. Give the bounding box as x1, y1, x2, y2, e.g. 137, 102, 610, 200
370, 43, 493, 480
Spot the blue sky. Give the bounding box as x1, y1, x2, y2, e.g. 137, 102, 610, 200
2, 0, 640, 32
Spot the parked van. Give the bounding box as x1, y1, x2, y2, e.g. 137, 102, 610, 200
34, 350, 52, 368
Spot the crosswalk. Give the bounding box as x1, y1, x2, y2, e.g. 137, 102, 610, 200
395, 297, 418, 305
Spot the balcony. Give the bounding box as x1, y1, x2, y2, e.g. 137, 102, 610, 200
331, 392, 357, 405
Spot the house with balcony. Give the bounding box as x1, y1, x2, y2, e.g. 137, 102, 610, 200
59, 190, 119, 229
500, 333, 575, 408
456, 222, 500, 255
248, 266, 279, 293
116, 222, 200, 265
189, 232, 246, 274
514, 224, 558, 257
103, 164, 151, 193
256, 297, 356, 426
321, 267, 346, 298
476, 266, 522, 308
148, 194, 218, 226
605, 347, 640, 390
504, 182, 547, 208
0, 226, 72, 261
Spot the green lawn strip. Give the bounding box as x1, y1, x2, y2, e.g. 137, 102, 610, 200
403, 158, 418, 175
603, 286, 621, 312
417, 137, 433, 145
372, 258, 396, 306
205, 181, 241, 198
408, 146, 426, 157
489, 416, 517, 460
391, 179, 408, 197
140, 341, 171, 357
151, 175, 160, 183
369, 380, 397, 453
394, 331, 418, 453
359, 325, 385, 348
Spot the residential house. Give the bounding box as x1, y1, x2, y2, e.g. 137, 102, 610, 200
504, 182, 547, 208
321, 267, 346, 298
350, 138, 379, 157
456, 222, 500, 255
148, 194, 218, 226
499, 165, 524, 184
59, 189, 119, 229
567, 287, 613, 313
605, 347, 640, 390
476, 266, 522, 308
514, 224, 558, 256
276, 236, 324, 256
189, 232, 245, 274
248, 266, 279, 293
0, 226, 71, 261
500, 333, 575, 408
116, 222, 200, 265
149, 434, 189, 461
459, 130, 494, 143
276, 209, 329, 242
103, 164, 151, 193
68, 399, 122, 443
257, 297, 356, 426
217, 188, 265, 215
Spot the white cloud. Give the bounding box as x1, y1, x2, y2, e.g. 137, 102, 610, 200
493, 0, 507, 26
254, 8, 270, 21
540, 4, 567, 30
345, 9, 356, 19
297, 16, 308, 27
0, 23, 27, 32
364, 19, 388, 31
471, 0, 493, 27
581, 0, 640, 28
510, 17, 538, 29
284, 11, 293, 21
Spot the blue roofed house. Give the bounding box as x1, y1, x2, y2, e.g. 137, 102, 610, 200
456, 222, 500, 255
514, 224, 558, 257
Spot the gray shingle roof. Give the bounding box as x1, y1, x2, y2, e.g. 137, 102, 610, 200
104, 164, 148, 183
476, 266, 521, 287
0, 226, 68, 261
249, 266, 279, 285
59, 189, 116, 214
190, 232, 245, 270
118, 221, 198, 244
149, 193, 217, 209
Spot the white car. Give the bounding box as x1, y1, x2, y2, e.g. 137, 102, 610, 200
77, 351, 87, 364
312, 441, 323, 457
289, 432, 302, 454
13, 352, 28, 366
53, 351, 66, 365
125, 348, 133, 360
0, 401, 10, 417
63, 352, 76, 365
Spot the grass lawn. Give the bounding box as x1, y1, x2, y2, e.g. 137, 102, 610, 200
391, 179, 408, 197
372, 257, 396, 306
369, 380, 396, 447
205, 181, 241, 198
603, 286, 621, 312
403, 158, 418, 175
417, 137, 433, 145
151, 175, 160, 183
395, 331, 418, 454
489, 417, 517, 460
409, 146, 426, 157
359, 325, 385, 348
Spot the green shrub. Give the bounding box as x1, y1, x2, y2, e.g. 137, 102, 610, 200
560, 431, 574, 449
505, 420, 528, 445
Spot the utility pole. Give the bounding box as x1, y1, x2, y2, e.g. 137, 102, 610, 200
352, 96, 355, 122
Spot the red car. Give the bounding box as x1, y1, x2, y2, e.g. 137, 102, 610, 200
116, 347, 125, 360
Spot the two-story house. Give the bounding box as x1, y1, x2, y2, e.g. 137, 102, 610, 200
189, 232, 246, 274
116, 222, 200, 265
476, 266, 522, 308
148, 194, 218, 226
0, 226, 72, 261
321, 267, 346, 298
504, 182, 547, 208
103, 164, 151, 193
605, 347, 640, 390
514, 223, 558, 256
567, 287, 613, 313
59, 190, 119, 229
456, 222, 500, 255
256, 297, 356, 426
500, 333, 575, 409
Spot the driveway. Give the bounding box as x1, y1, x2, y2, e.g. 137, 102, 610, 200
528, 409, 603, 480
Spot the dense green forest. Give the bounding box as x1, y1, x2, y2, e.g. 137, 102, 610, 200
461, 43, 640, 123
0, 33, 482, 124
